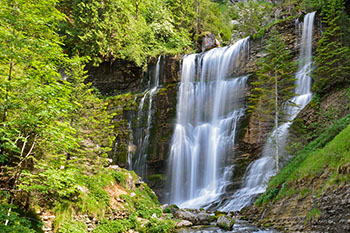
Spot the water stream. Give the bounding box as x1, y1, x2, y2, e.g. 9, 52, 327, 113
177, 220, 279, 233
168, 38, 250, 208
217, 12, 316, 211
131, 56, 162, 177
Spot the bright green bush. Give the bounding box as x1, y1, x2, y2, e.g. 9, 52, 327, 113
139, 218, 176, 233
58, 221, 87, 233
0, 204, 37, 233
92, 219, 127, 233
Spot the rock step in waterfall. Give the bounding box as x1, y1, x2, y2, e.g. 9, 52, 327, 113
216, 12, 316, 212
168, 37, 250, 208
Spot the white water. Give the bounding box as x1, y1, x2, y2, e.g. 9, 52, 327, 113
132, 56, 161, 177
218, 12, 316, 211
168, 38, 250, 208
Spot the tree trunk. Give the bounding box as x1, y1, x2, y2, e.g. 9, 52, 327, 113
3, 58, 13, 122
274, 75, 279, 173
195, 0, 199, 34
135, 0, 139, 20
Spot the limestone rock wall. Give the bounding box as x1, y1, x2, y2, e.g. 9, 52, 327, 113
86, 60, 144, 96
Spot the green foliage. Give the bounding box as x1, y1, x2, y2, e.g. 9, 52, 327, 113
0, 204, 38, 233
0, 1, 113, 227
58, 0, 236, 65
302, 0, 322, 11
305, 208, 321, 223
92, 219, 128, 233
139, 218, 176, 233
230, 0, 273, 38
112, 170, 128, 188
92, 215, 140, 233
58, 221, 87, 233
312, 0, 350, 94
58, 0, 191, 66
249, 29, 296, 123
107, 93, 138, 165
140, 182, 159, 204
147, 174, 165, 182
256, 114, 350, 205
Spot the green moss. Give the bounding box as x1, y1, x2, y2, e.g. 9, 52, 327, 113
138, 183, 159, 204
147, 174, 166, 183
210, 215, 217, 222
163, 207, 172, 213
217, 216, 235, 231
305, 208, 321, 224
112, 171, 128, 188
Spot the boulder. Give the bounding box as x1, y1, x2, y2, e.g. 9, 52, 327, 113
175, 209, 214, 225
176, 220, 193, 228
196, 212, 212, 225
201, 32, 220, 52
217, 215, 235, 231
175, 209, 197, 223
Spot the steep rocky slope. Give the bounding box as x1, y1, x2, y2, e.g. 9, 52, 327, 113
241, 90, 350, 232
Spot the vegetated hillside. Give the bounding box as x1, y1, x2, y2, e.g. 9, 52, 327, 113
1, 165, 177, 233
243, 113, 350, 232
241, 0, 350, 231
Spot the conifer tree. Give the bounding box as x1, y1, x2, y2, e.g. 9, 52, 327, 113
249, 29, 296, 172
313, 0, 350, 94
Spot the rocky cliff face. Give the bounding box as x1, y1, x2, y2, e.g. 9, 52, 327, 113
242, 170, 350, 233
86, 60, 144, 96
241, 84, 350, 232
87, 15, 323, 204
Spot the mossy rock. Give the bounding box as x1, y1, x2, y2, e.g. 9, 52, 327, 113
147, 174, 165, 183
216, 215, 235, 231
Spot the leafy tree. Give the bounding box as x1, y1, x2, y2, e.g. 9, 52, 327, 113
58, 0, 191, 66
230, 0, 273, 38
302, 0, 322, 11
249, 29, 296, 171
312, 0, 350, 94
58, 0, 236, 65
0, 0, 112, 224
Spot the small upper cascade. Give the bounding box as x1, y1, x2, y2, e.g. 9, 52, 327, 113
168, 38, 250, 208
131, 56, 162, 178
217, 12, 316, 211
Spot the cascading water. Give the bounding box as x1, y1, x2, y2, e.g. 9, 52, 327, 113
218, 12, 316, 211
132, 56, 161, 177
168, 38, 250, 208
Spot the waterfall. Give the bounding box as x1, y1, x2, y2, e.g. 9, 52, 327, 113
218, 12, 316, 211
132, 56, 161, 178
168, 38, 250, 208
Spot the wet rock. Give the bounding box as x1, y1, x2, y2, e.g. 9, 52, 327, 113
196, 212, 212, 225
176, 220, 193, 228
175, 209, 213, 225
175, 209, 197, 223
217, 215, 235, 231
